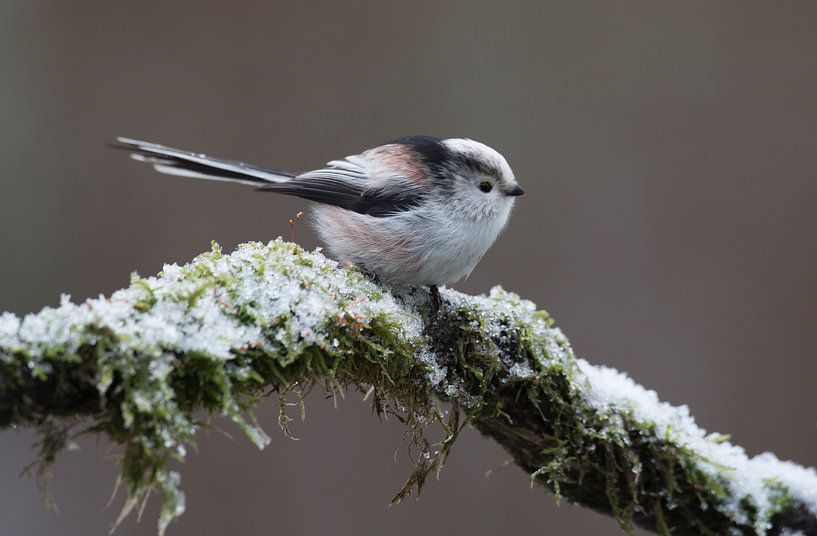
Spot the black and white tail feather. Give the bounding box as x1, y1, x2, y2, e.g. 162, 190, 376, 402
113, 137, 421, 217
112, 137, 295, 186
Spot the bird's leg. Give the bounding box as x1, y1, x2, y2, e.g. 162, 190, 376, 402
353, 263, 380, 284
429, 285, 442, 316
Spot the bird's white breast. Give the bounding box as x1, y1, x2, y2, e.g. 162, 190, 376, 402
313, 198, 513, 286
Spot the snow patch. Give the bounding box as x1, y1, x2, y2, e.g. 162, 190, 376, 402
576, 358, 817, 531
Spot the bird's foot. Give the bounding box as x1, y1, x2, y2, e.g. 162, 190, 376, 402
429, 285, 442, 317
355, 264, 380, 284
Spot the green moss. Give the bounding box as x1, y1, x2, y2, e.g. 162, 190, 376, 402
0, 240, 812, 535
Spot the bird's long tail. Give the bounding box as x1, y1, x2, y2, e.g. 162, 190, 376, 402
112, 137, 294, 186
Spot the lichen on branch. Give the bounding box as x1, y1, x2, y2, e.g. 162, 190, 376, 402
0, 240, 814, 535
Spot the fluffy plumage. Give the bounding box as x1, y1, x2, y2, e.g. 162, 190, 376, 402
115, 135, 523, 286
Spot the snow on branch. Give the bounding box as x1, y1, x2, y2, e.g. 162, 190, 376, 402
0, 240, 815, 535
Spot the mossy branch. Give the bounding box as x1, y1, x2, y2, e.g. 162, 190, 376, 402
0, 240, 815, 535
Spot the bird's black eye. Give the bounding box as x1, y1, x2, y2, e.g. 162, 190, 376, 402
479, 180, 493, 193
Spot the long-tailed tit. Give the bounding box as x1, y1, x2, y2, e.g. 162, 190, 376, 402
114, 136, 524, 288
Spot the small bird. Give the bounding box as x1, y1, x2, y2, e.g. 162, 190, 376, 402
114, 136, 523, 289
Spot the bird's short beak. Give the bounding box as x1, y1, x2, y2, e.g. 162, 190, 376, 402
505, 185, 525, 197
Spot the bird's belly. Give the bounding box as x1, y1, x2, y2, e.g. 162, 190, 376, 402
312, 206, 498, 286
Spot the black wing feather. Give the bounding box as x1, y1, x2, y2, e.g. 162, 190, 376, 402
258, 177, 421, 217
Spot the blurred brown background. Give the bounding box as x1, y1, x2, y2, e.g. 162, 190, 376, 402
1, 2, 816, 534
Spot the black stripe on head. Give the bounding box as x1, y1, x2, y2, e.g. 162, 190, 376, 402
451, 152, 499, 178
383, 135, 448, 170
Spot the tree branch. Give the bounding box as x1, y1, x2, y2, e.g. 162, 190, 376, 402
0, 240, 814, 535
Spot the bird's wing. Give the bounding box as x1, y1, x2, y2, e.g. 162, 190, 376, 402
113, 137, 294, 185
258, 154, 424, 217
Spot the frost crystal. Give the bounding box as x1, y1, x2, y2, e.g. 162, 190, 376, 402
508, 361, 534, 379
0, 312, 21, 358
417, 349, 445, 386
